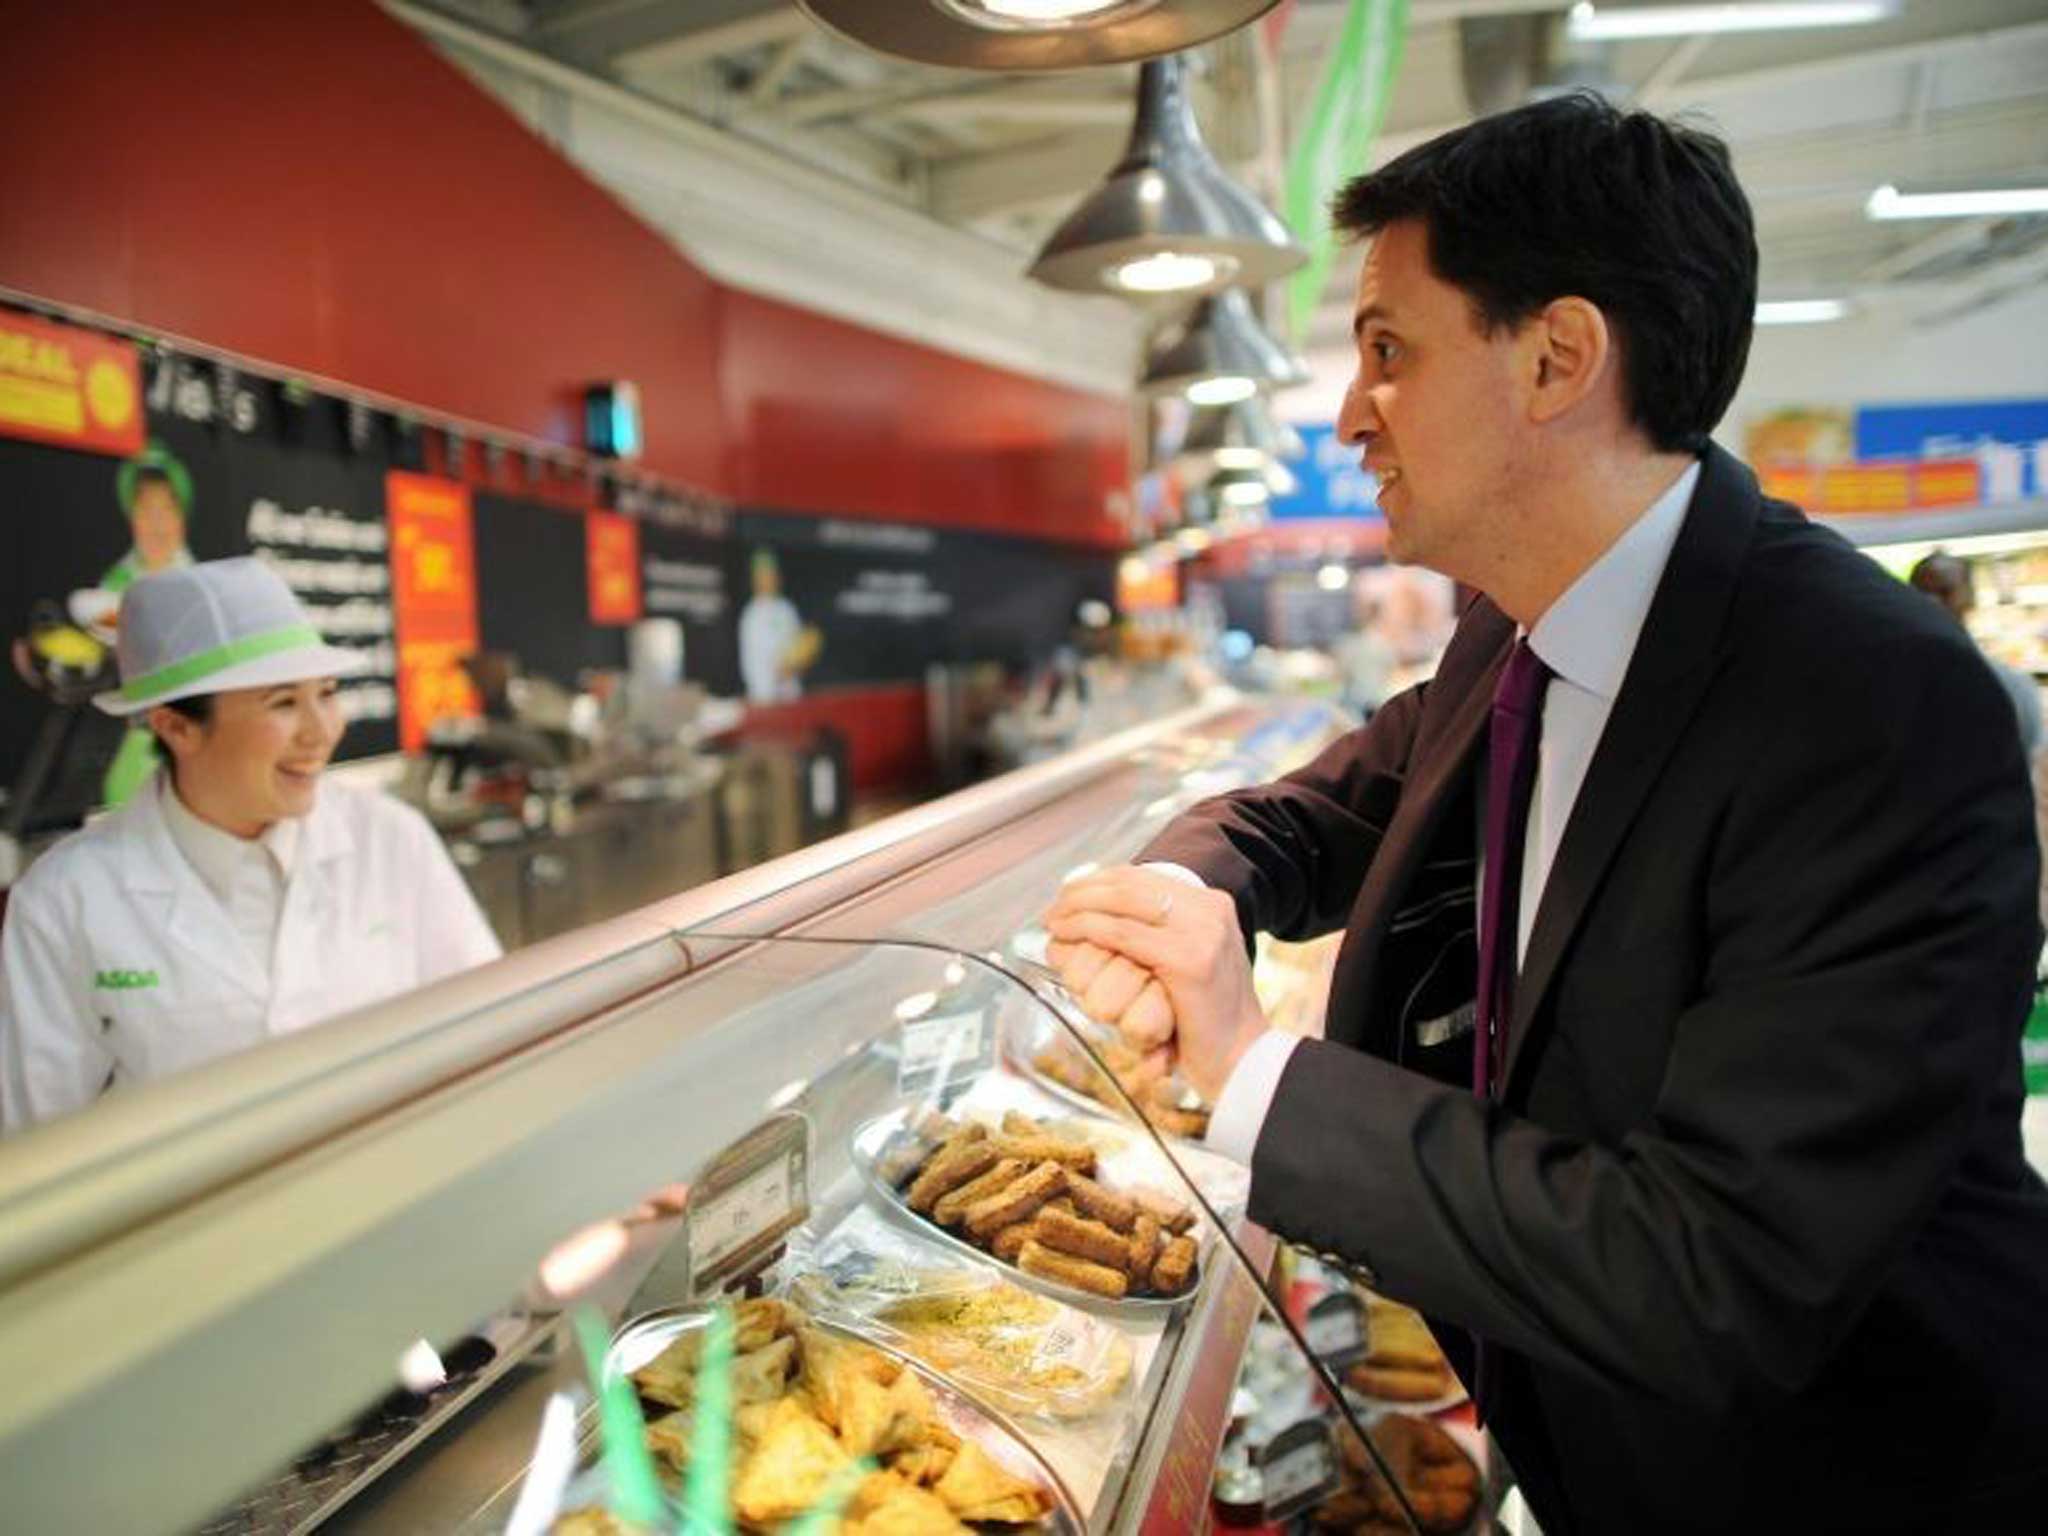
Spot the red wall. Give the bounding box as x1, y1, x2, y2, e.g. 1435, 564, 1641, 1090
719, 292, 1128, 543
0, 0, 725, 488
0, 0, 1129, 545
0, 0, 1134, 791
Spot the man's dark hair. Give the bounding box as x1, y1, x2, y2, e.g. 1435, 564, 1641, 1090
151, 694, 214, 781
1333, 92, 1756, 454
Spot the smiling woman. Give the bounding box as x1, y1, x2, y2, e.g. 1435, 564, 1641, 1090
0, 559, 503, 1132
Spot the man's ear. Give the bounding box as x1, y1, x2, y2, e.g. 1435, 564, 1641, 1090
1527, 296, 1613, 427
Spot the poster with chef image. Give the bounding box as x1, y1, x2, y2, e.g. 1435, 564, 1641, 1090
736, 545, 821, 703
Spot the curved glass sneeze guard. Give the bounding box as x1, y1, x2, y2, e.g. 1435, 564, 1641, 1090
529, 927, 1429, 1536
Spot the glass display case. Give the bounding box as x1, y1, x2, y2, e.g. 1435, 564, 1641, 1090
0, 693, 1471, 1535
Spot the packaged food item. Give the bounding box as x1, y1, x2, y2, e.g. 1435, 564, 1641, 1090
1342, 1294, 1460, 1405
793, 1210, 1133, 1421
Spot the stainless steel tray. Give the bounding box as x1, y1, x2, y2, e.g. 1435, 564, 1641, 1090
849, 1109, 1205, 1318
605, 1306, 1085, 1533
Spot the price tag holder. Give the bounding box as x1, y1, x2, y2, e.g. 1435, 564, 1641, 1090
1256, 1417, 1342, 1522
896, 1007, 991, 1096
687, 1112, 811, 1298
1305, 1290, 1368, 1368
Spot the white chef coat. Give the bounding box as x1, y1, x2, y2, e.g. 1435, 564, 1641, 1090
158, 775, 297, 977
738, 593, 803, 704
0, 773, 503, 1131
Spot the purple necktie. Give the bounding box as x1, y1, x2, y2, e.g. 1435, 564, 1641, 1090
1473, 639, 1552, 1099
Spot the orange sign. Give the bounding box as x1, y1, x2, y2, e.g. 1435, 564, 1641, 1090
0, 307, 144, 457
586, 511, 643, 626
1758, 456, 1982, 515
1117, 559, 1179, 613
386, 471, 481, 752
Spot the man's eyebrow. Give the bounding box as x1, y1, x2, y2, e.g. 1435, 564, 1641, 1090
1351, 304, 1394, 339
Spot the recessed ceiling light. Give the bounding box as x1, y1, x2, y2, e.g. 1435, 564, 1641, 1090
1567, 2, 1897, 42
1866, 183, 2048, 220
1755, 299, 1849, 325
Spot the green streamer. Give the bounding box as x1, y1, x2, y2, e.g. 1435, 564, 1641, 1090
678, 1305, 737, 1536
570, 1305, 668, 1530
1284, 0, 1413, 340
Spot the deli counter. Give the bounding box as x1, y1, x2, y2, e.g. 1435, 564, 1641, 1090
0, 694, 1475, 1536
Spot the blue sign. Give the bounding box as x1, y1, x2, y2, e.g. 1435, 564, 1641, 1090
1856, 398, 2048, 504
1269, 423, 1386, 522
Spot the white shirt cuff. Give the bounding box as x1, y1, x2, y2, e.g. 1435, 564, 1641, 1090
1139, 861, 1208, 889
1203, 1030, 1299, 1166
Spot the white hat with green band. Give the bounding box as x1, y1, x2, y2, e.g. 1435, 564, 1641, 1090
94, 557, 369, 717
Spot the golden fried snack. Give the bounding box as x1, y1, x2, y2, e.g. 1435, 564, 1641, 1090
1125, 1212, 1162, 1286
931, 1158, 1026, 1227
731, 1396, 852, 1526
1065, 1172, 1137, 1233
1002, 1110, 1078, 1140
1344, 1361, 1454, 1402
906, 1139, 1002, 1215
1129, 1186, 1195, 1233
1018, 1238, 1129, 1299
991, 1134, 1097, 1174
1337, 1413, 1479, 1534
931, 1439, 1055, 1525
1149, 1234, 1198, 1295
889, 1438, 957, 1488
1149, 1104, 1211, 1139
847, 1471, 970, 1536
636, 1331, 796, 1410
989, 1220, 1036, 1263
1364, 1297, 1449, 1372
963, 1160, 1068, 1238
1034, 1206, 1132, 1270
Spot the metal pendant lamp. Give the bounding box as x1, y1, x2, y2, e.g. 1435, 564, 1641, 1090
1175, 396, 1306, 474
1029, 53, 1306, 298
1141, 289, 1310, 403
799, 1, 1285, 72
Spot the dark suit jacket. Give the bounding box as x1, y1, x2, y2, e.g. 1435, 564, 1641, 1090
1145, 445, 2048, 1533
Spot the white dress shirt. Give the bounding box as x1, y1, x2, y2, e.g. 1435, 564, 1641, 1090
1205, 461, 1704, 1163
157, 776, 300, 992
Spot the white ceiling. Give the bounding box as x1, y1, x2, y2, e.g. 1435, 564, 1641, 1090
398, 0, 2048, 395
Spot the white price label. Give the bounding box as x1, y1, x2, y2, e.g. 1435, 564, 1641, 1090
691, 1157, 795, 1276
898, 1009, 986, 1087
1260, 1437, 1338, 1511
1306, 1308, 1365, 1358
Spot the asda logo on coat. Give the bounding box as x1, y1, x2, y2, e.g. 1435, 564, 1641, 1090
95, 969, 160, 991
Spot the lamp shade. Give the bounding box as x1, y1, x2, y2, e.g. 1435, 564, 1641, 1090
1029, 54, 1305, 297
1175, 396, 1307, 474
1141, 289, 1310, 399
800, 0, 1285, 72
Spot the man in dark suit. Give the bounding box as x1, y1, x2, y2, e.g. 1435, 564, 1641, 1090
1045, 94, 2048, 1533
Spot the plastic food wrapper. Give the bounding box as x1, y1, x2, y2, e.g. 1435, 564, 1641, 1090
790, 1208, 1133, 1422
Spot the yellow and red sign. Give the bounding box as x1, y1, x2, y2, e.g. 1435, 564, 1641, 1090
386, 471, 481, 753
1758, 456, 1982, 516
0, 307, 143, 457
586, 510, 643, 626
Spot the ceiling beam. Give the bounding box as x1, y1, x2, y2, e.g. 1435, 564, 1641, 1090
612, 4, 810, 75
888, 94, 1136, 130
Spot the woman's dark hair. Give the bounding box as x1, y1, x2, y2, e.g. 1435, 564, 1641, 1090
1331, 91, 1756, 454
151, 694, 214, 779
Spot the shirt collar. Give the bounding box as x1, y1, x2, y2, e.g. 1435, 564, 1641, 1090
1528, 459, 1702, 701
157, 774, 299, 899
